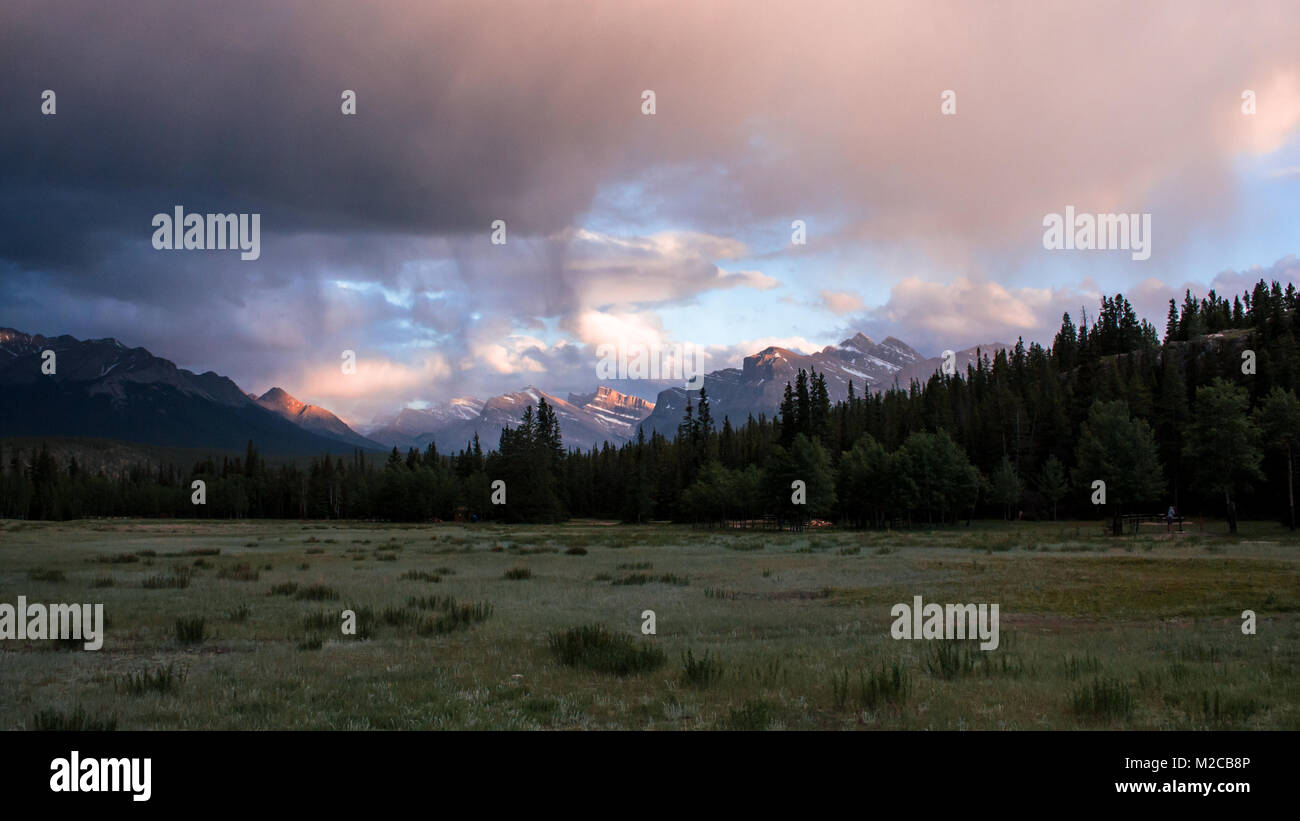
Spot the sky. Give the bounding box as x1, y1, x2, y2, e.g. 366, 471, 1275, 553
2, 0, 1299, 426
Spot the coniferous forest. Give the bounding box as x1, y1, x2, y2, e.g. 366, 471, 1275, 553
3, 281, 1298, 533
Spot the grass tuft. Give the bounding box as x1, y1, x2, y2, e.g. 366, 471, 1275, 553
681, 649, 725, 688
217, 563, 260, 582
548, 624, 665, 676
1070, 677, 1133, 720
400, 570, 441, 582
142, 568, 190, 589
174, 616, 206, 645
32, 707, 117, 731
119, 664, 186, 696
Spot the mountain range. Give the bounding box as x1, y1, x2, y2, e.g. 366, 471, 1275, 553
0, 327, 1005, 455
0, 329, 370, 454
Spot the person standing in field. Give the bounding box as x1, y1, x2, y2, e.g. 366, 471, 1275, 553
1166, 504, 1176, 533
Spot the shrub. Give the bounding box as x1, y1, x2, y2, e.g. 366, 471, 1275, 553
94, 553, 139, 564
400, 570, 441, 582
724, 699, 773, 731
1064, 653, 1101, 680
218, 563, 260, 582
564, 547, 588, 556
226, 604, 251, 623
142, 569, 191, 589
32, 707, 117, 731
1070, 678, 1133, 720
268, 582, 299, 596
681, 649, 724, 688
612, 573, 688, 586
302, 609, 335, 631
295, 584, 339, 601
341, 604, 377, 639
407, 594, 449, 610
831, 668, 851, 709
854, 663, 911, 709
175, 616, 206, 645
547, 625, 665, 676
91, 575, 115, 588
503, 566, 532, 580
705, 587, 740, 600
382, 606, 413, 626
28, 568, 65, 582
924, 641, 978, 679
119, 664, 186, 696
749, 659, 786, 688
1199, 690, 1259, 724
418, 600, 494, 635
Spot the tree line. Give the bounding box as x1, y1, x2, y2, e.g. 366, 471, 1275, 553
1, 279, 1297, 532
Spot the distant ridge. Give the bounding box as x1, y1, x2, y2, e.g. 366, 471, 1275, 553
0, 328, 376, 454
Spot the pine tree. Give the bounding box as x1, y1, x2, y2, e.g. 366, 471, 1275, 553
779, 382, 797, 447
795, 368, 811, 436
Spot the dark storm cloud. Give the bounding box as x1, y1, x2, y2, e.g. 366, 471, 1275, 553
0, 0, 667, 274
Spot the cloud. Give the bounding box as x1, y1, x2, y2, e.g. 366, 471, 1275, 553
849, 276, 1083, 353
846, 257, 1300, 355
6, 0, 1299, 271
278, 353, 454, 425
3, 0, 1300, 417
818, 290, 865, 315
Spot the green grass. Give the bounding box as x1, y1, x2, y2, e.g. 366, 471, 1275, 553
0, 517, 1296, 729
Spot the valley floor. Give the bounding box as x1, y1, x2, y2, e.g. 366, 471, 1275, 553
1, 518, 1296, 730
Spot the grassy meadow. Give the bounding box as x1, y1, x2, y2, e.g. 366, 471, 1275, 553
1, 517, 1297, 730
